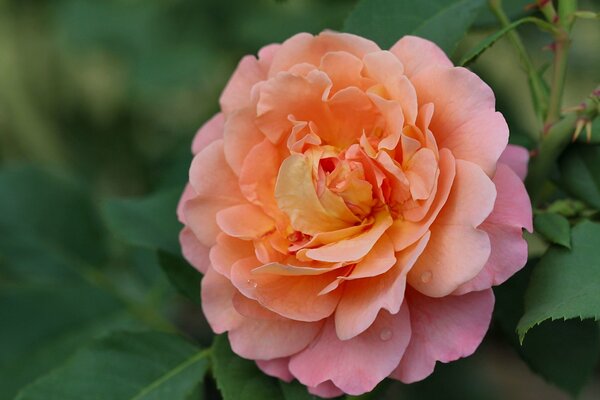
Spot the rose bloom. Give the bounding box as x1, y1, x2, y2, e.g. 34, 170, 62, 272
178, 32, 533, 397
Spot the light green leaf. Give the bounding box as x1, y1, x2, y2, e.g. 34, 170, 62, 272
494, 266, 600, 396
343, 0, 485, 52
558, 145, 600, 210
518, 221, 600, 338
533, 212, 571, 248
16, 331, 209, 400
212, 335, 283, 400
460, 17, 556, 66
103, 189, 182, 254
158, 251, 202, 304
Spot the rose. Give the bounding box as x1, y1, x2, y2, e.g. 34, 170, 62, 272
178, 31, 532, 397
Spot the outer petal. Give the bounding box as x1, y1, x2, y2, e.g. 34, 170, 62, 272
177, 183, 196, 224
216, 204, 275, 240
223, 107, 266, 175
201, 268, 244, 333
179, 227, 210, 274
391, 288, 494, 383
228, 311, 323, 360
290, 307, 411, 396
453, 163, 532, 294
256, 358, 293, 382
308, 381, 344, 398
389, 36, 452, 77
498, 144, 529, 181
407, 160, 495, 297
334, 232, 430, 340
192, 113, 225, 155
410, 66, 507, 176
209, 233, 255, 278
268, 31, 380, 76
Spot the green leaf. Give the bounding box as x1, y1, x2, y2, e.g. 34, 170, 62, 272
558, 144, 600, 210
518, 221, 600, 338
533, 212, 571, 248
473, 0, 531, 28
344, 0, 486, 52
0, 166, 106, 282
460, 17, 557, 66
575, 115, 600, 144
211, 335, 284, 400
494, 265, 600, 396
103, 189, 182, 254
0, 284, 140, 400
279, 380, 318, 400
16, 331, 209, 400
158, 251, 202, 304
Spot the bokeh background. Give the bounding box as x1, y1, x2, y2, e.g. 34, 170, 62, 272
1, 0, 599, 399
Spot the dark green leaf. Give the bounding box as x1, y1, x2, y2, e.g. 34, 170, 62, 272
494, 265, 600, 396
103, 189, 182, 254
474, 0, 531, 28
158, 251, 202, 304
212, 335, 283, 400
460, 17, 556, 66
533, 212, 571, 248
0, 166, 106, 282
279, 380, 317, 400
16, 331, 209, 400
344, 0, 486, 52
0, 284, 139, 400
558, 145, 600, 210
518, 221, 600, 337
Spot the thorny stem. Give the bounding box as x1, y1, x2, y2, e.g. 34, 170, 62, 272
488, 0, 549, 132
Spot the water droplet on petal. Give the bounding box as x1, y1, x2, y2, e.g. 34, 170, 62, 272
379, 328, 393, 341
246, 279, 258, 289
420, 270, 432, 283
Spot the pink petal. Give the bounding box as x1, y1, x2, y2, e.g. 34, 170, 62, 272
407, 160, 496, 297
308, 381, 344, 398
389, 36, 452, 77
289, 307, 411, 396
201, 268, 243, 333
223, 107, 266, 175
256, 358, 293, 382
177, 184, 196, 224
454, 163, 532, 294
334, 232, 430, 340
191, 113, 225, 155
410, 66, 507, 176
228, 308, 323, 360
391, 288, 494, 383
179, 227, 210, 274
498, 144, 530, 181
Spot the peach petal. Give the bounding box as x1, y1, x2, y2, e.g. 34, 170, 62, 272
209, 233, 255, 278
192, 113, 225, 155
405, 148, 438, 200
391, 288, 494, 383
498, 144, 529, 181
216, 203, 275, 240
389, 35, 452, 78
275, 154, 355, 235
256, 358, 293, 382
367, 93, 404, 151
183, 196, 236, 248
408, 160, 496, 297
179, 227, 210, 274
268, 31, 380, 76
308, 381, 344, 398
223, 107, 266, 175
342, 233, 397, 280
319, 51, 368, 93
388, 148, 455, 251
334, 232, 430, 340
301, 210, 392, 262
229, 316, 323, 360
291, 220, 372, 252
201, 268, 243, 333
289, 307, 411, 396
453, 163, 532, 294
252, 262, 343, 276
410, 66, 507, 175
230, 257, 343, 322
176, 184, 196, 224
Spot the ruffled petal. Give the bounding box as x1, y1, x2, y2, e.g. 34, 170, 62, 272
192, 113, 225, 155
389, 36, 452, 77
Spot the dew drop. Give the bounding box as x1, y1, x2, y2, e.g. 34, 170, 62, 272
379, 328, 393, 342
420, 270, 433, 283
246, 279, 258, 289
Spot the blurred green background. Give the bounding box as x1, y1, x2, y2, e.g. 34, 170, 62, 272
0, 0, 599, 399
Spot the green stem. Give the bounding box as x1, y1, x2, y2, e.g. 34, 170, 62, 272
488, 0, 548, 131
526, 88, 599, 204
